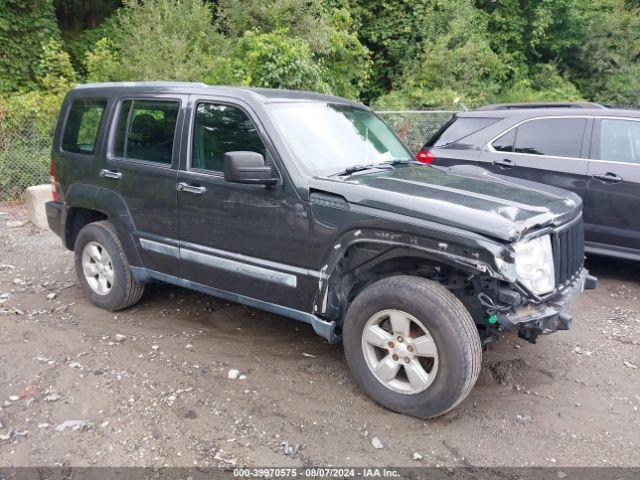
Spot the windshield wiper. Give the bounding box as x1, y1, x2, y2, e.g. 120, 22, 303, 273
382, 158, 422, 166
331, 158, 418, 177
331, 163, 392, 177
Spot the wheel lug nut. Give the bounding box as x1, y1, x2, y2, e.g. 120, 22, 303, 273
404, 357, 411, 364
407, 345, 414, 353
392, 354, 399, 361
388, 341, 395, 348
397, 336, 403, 343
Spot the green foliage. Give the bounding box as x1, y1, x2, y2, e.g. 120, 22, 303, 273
37, 39, 77, 92
85, 38, 120, 83
498, 64, 583, 103
0, 39, 73, 139
0, 0, 63, 94
4, 0, 640, 115
476, 0, 592, 66
0, 90, 65, 138
64, 12, 122, 75
572, 0, 640, 106
100, 0, 224, 82
351, 0, 438, 101
207, 29, 330, 92
215, 0, 371, 98
373, 2, 508, 109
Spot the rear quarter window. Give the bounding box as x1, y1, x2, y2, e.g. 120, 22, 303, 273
427, 116, 499, 147
61, 99, 107, 155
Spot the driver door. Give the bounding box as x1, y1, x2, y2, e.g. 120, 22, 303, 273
176, 97, 314, 311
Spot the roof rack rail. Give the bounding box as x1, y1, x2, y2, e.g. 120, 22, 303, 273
474, 102, 606, 111
75, 81, 209, 89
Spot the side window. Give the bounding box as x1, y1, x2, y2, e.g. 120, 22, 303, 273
113, 99, 180, 164
192, 103, 267, 172
428, 116, 499, 147
492, 129, 515, 152
513, 118, 586, 158
62, 99, 107, 154
599, 119, 640, 164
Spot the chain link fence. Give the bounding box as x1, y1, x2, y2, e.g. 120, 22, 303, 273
0, 110, 457, 201
0, 123, 52, 201
376, 110, 457, 153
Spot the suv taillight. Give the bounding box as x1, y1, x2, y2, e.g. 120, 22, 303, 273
50, 160, 59, 202
416, 149, 435, 164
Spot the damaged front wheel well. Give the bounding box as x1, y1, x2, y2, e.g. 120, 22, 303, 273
322, 243, 486, 332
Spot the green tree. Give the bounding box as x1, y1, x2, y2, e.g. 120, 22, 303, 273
89, 0, 225, 82
373, 1, 508, 108
571, 0, 640, 106
37, 39, 77, 92
207, 29, 330, 92
85, 38, 120, 83
216, 0, 371, 98
0, 0, 63, 94
351, 0, 439, 101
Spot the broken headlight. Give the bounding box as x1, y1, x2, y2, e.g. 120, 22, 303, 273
513, 234, 555, 295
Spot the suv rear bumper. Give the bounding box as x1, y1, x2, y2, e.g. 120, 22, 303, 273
498, 268, 596, 337
45, 201, 65, 241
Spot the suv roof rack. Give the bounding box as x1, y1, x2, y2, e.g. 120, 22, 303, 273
474, 102, 606, 111
75, 81, 209, 89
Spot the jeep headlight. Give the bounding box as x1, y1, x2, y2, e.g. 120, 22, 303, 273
513, 234, 555, 295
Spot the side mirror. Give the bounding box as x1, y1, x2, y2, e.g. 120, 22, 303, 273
223, 151, 277, 186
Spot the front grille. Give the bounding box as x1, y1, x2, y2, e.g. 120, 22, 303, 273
552, 217, 584, 287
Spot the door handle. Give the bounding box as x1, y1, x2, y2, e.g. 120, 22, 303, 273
177, 182, 206, 195
99, 169, 122, 179
492, 158, 516, 169
592, 172, 622, 184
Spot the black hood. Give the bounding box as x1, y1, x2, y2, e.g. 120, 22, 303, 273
313, 165, 581, 242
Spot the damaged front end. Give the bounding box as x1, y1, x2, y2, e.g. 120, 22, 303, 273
477, 215, 597, 344
480, 268, 597, 344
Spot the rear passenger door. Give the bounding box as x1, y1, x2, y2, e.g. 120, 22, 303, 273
479, 117, 591, 198
103, 96, 187, 276
585, 117, 640, 252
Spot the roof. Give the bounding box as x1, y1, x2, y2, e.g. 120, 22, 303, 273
458, 106, 639, 119
70, 82, 363, 107
475, 102, 606, 111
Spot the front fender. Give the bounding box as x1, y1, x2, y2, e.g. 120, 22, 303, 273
313, 226, 511, 322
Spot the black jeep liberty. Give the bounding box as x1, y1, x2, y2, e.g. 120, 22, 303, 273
46, 82, 596, 418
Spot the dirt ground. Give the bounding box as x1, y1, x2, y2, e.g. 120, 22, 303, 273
1, 204, 639, 468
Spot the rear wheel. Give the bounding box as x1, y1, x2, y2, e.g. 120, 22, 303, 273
342, 275, 481, 418
74, 221, 144, 311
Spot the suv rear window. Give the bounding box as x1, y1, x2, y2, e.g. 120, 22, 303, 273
62, 99, 107, 154
427, 116, 498, 147
113, 99, 180, 164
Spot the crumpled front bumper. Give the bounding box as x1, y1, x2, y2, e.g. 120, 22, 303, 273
497, 268, 597, 338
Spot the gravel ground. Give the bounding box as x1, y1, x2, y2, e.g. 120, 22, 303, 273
0, 205, 639, 468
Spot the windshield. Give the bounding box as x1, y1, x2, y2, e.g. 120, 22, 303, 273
267, 102, 412, 176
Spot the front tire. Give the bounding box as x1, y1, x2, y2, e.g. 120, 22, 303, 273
74, 221, 145, 311
342, 275, 481, 418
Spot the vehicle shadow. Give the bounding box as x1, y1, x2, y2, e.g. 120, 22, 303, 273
585, 253, 640, 284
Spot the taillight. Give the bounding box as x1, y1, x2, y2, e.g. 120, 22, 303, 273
50, 160, 59, 202
416, 149, 435, 164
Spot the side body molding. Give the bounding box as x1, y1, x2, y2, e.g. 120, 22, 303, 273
130, 266, 338, 343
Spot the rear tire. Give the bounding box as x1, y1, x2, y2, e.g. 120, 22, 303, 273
74, 221, 144, 311
342, 275, 481, 418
